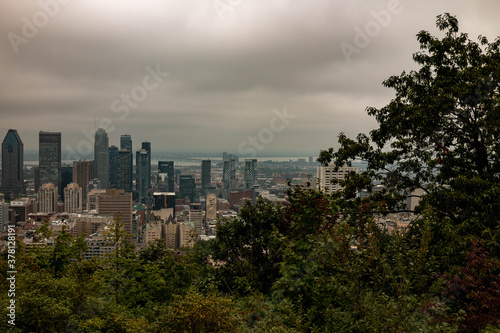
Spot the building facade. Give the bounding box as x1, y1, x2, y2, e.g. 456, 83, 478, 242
222, 158, 236, 200
136, 149, 150, 205
201, 160, 211, 194
117, 149, 132, 192
94, 128, 109, 189
98, 189, 133, 236
64, 183, 82, 213
316, 164, 359, 194
179, 175, 196, 203
244, 159, 257, 190
120, 134, 133, 192
1, 129, 24, 196
158, 161, 175, 192
38, 183, 58, 213
108, 145, 119, 188
39, 131, 61, 189
72, 160, 93, 205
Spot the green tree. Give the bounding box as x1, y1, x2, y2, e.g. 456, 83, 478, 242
209, 198, 286, 295
319, 13, 500, 262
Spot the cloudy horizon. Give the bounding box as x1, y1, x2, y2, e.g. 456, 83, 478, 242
1, 0, 499, 160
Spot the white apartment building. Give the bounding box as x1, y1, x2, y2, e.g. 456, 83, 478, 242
317, 164, 359, 194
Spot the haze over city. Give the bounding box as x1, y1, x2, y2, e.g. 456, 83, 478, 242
2, 0, 499, 158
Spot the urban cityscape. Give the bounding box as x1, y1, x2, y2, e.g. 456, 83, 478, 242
0, 128, 333, 254
1, 1, 499, 331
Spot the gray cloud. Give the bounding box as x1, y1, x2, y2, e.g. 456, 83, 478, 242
1, 0, 499, 158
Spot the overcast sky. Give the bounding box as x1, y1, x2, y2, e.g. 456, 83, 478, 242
1, 0, 499, 159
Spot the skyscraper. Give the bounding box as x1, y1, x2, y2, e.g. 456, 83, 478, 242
201, 160, 211, 194
39, 131, 61, 189
222, 158, 236, 200
158, 161, 174, 192
108, 145, 119, 188
244, 159, 257, 190
141, 141, 151, 190
136, 149, 150, 205
72, 160, 93, 205
1, 129, 24, 196
120, 134, 133, 191
179, 174, 196, 203
94, 128, 109, 189
117, 149, 132, 192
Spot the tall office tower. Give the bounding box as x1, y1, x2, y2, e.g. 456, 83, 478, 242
98, 189, 133, 236
244, 159, 257, 190
94, 128, 109, 189
117, 149, 132, 192
64, 183, 82, 213
316, 164, 359, 194
141, 142, 151, 189
179, 174, 196, 203
201, 160, 211, 194
120, 134, 133, 191
1, 129, 24, 196
222, 158, 236, 200
136, 149, 150, 205
158, 161, 174, 192
38, 183, 58, 213
72, 160, 93, 206
39, 131, 61, 189
108, 145, 119, 188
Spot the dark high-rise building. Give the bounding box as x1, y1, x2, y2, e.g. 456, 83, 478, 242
108, 145, 119, 188
120, 134, 133, 192
201, 160, 211, 194
136, 149, 150, 205
39, 131, 61, 189
153, 192, 176, 214
179, 174, 196, 203
72, 160, 93, 205
1, 129, 24, 196
61, 164, 73, 200
244, 159, 257, 190
94, 128, 109, 189
222, 158, 236, 200
141, 142, 151, 190
117, 149, 132, 192
158, 161, 174, 192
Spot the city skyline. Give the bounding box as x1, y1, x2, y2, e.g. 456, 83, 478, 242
2, 1, 500, 158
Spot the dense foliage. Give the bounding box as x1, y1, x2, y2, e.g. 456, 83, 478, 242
1, 14, 499, 332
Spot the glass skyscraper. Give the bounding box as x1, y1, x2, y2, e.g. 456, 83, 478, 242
1, 129, 24, 196
94, 128, 109, 189
39, 131, 61, 189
